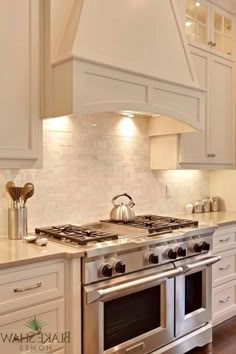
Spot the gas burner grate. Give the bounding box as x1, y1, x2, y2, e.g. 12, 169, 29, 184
101, 215, 198, 233
35, 225, 119, 246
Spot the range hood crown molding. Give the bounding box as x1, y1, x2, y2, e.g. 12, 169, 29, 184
45, 0, 206, 133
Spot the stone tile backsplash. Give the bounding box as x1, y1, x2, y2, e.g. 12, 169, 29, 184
0, 114, 209, 235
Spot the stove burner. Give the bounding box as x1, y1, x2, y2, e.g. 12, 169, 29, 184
101, 215, 198, 233
35, 225, 119, 246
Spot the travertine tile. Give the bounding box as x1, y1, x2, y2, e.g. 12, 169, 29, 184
0, 114, 210, 234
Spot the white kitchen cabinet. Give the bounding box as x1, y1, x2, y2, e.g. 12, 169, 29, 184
212, 225, 236, 325
0, 0, 42, 168
179, 45, 235, 168
0, 261, 65, 314
0, 299, 65, 354
0, 258, 82, 354
0, 260, 68, 354
185, 0, 235, 60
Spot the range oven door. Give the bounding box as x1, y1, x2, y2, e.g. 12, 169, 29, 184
175, 255, 221, 338
83, 265, 183, 354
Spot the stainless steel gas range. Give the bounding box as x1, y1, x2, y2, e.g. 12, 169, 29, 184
36, 215, 221, 354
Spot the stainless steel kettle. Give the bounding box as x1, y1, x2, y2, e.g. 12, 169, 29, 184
110, 193, 135, 223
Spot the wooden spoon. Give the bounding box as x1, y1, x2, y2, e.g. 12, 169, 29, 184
22, 183, 35, 206
5, 181, 15, 196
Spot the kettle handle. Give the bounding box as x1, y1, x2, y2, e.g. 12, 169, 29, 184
112, 193, 135, 208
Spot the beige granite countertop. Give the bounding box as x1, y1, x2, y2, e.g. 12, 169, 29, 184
1, 211, 236, 270
169, 211, 236, 228
0, 237, 85, 269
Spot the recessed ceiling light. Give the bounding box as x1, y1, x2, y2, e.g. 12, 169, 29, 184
185, 21, 193, 27
195, 1, 201, 7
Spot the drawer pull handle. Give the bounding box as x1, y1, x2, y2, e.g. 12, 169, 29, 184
13, 329, 42, 342
219, 237, 230, 243
13, 282, 42, 293
219, 296, 231, 304
219, 265, 231, 271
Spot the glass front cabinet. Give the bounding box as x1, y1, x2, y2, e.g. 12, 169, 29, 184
185, 0, 235, 59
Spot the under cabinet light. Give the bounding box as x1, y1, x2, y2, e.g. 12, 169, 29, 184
185, 21, 193, 27
195, 1, 201, 7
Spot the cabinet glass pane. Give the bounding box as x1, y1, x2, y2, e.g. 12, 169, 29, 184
214, 13, 223, 32
196, 23, 207, 44
197, 4, 207, 24
186, 0, 196, 20
224, 37, 232, 56
214, 31, 223, 50
224, 17, 233, 38
186, 17, 196, 41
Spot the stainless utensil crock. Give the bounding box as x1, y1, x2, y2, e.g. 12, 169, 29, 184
8, 207, 28, 240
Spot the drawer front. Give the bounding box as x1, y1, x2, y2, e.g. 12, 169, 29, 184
214, 287, 234, 313
213, 281, 236, 324
213, 231, 236, 252
213, 253, 236, 287
0, 261, 64, 314
0, 299, 65, 354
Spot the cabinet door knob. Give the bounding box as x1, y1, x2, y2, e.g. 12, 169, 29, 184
212, 42, 216, 47
208, 41, 213, 46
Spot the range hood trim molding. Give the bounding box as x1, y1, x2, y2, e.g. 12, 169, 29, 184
50, 58, 205, 131
52, 55, 206, 94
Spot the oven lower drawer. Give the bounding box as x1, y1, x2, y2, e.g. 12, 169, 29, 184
83, 268, 178, 354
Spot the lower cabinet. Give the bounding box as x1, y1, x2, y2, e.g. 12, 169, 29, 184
212, 225, 236, 325
0, 299, 65, 354
213, 280, 236, 326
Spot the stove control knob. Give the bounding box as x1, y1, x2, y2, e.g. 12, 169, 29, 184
115, 261, 126, 274
167, 249, 177, 260
149, 253, 159, 264
202, 242, 210, 251
193, 243, 202, 253
101, 264, 113, 278
177, 247, 187, 258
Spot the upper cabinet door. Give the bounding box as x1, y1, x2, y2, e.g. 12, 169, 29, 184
185, 0, 211, 49
211, 7, 235, 59
209, 56, 235, 164
179, 46, 210, 164
185, 1, 235, 60
0, 0, 41, 167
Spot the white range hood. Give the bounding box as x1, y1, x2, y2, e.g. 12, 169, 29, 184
44, 0, 205, 131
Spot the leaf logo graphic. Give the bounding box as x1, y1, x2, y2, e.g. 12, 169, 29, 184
25, 317, 46, 332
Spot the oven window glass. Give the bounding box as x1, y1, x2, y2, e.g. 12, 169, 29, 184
185, 271, 202, 315
104, 285, 161, 350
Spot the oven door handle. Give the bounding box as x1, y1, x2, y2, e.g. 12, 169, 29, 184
182, 255, 221, 274
86, 267, 184, 304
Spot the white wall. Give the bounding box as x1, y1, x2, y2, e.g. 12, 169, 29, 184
210, 170, 236, 211
0, 114, 210, 235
